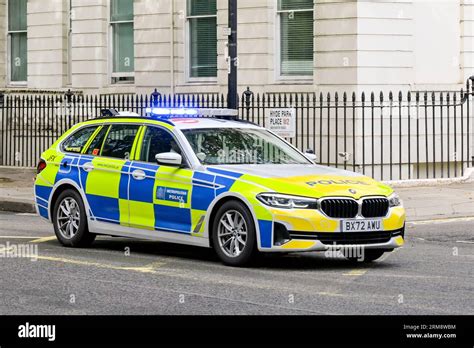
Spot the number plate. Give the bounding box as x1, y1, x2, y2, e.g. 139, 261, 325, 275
341, 219, 383, 232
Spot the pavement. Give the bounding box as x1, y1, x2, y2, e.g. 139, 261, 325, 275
0, 166, 473, 221
0, 211, 473, 315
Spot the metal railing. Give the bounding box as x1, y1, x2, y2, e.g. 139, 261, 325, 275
0, 77, 473, 182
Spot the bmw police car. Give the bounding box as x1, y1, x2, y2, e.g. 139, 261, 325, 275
34, 108, 405, 266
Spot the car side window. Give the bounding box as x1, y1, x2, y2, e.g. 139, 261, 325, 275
61, 126, 99, 154
85, 126, 109, 156
101, 125, 140, 160
141, 127, 182, 163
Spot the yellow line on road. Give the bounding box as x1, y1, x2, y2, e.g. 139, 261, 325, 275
343, 269, 368, 276
29, 236, 57, 244
0, 236, 44, 239
33, 254, 166, 274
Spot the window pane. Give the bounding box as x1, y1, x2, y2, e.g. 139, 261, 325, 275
8, 0, 27, 31
10, 32, 27, 82
279, 0, 313, 11
188, 0, 216, 16
101, 125, 140, 159
111, 0, 133, 22
86, 126, 109, 155
281, 11, 314, 76
141, 127, 181, 163
190, 17, 217, 78
62, 126, 100, 153
113, 22, 134, 73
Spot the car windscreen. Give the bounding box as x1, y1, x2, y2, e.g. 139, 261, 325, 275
182, 128, 311, 165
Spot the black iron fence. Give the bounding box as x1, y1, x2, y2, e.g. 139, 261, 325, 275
0, 77, 473, 182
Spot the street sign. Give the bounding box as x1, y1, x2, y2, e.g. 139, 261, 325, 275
267, 108, 296, 138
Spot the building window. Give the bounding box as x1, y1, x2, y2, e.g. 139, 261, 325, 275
110, 0, 134, 84
7, 0, 27, 83
187, 0, 217, 79
278, 0, 314, 77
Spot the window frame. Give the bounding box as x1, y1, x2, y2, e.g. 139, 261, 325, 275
60, 125, 102, 155
6, 0, 28, 86
185, 1, 218, 83
108, 0, 135, 85
276, 0, 314, 81
99, 123, 141, 160
137, 125, 191, 168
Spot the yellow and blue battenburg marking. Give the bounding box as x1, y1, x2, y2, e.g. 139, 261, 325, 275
35, 116, 405, 252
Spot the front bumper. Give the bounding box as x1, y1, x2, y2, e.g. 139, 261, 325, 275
267, 228, 405, 253
259, 205, 406, 252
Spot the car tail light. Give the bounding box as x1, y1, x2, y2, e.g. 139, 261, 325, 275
37, 159, 47, 174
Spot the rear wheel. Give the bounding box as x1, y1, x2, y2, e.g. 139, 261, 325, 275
212, 201, 257, 267
53, 189, 96, 248
344, 249, 388, 263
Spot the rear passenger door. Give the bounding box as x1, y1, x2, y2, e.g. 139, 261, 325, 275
128, 126, 194, 234
84, 124, 141, 226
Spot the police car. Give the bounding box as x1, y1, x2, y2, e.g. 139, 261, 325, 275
34, 108, 405, 266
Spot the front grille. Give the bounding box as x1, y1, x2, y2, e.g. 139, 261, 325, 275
320, 199, 359, 218
362, 198, 389, 218
289, 229, 403, 245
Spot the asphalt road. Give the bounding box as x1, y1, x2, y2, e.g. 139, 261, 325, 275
0, 212, 473, 315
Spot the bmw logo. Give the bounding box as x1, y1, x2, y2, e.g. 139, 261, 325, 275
349, 189, 357, 194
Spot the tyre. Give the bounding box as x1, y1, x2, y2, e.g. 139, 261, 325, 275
52, 189, 96, 248
344, 249, 388, 263
212, 200, 257, 267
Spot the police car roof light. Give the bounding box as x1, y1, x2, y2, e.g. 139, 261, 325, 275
145, 107, 239, 120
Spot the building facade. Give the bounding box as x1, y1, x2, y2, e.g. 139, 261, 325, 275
0, 0, 472, 96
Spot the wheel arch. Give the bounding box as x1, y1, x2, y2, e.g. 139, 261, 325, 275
205, 192, 262, 250
49, 179, 91, 222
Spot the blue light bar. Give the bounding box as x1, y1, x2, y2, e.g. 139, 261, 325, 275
145, 107, 199, 116
145, 107, 239, 119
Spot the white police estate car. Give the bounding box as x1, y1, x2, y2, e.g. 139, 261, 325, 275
34, 108, 405, 266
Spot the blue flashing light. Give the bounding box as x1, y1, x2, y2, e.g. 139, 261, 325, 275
144, 107, 239, 119
146, 107, 199, 117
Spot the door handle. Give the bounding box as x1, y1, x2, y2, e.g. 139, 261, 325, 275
132, 170, 146, 181
83, 162, 94, 172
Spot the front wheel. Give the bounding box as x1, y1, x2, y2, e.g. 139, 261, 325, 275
212, 200, 257, 267
53, 189, 96, 248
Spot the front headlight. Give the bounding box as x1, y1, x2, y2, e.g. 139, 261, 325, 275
256, 193, 318, 209
388, 193, 402, 207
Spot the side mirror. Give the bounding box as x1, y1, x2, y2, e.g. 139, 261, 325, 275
305, 149, 318, 162
155, 152, 183, 167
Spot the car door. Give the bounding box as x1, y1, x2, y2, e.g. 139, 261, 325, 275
84, 124, 141, 226
128, 125, 194, 234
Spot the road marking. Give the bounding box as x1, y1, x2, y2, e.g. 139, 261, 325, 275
16, 213, 37, 217
456, 240, 474, 244
0, 236, 43, 239
408, 216, 474, 225
343, 269, 367, 276
32, 255, 166, 274
29, 236, 57, 244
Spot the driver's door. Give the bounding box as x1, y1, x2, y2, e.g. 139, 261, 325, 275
128, 126, 194, 234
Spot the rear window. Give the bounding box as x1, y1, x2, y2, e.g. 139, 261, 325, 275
101, 124, 140, 159
85, 126, 109, 156
61, 126, 99, 154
